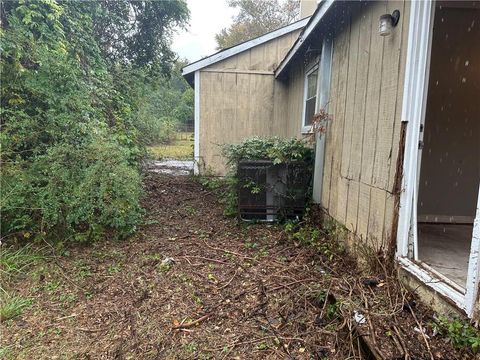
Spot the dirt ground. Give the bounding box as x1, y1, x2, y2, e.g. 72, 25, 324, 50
1, 174, 477, 359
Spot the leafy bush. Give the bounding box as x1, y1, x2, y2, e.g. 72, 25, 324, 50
1, 136, 142, 242
0, 1, 149, 243
223, 136, 314, 167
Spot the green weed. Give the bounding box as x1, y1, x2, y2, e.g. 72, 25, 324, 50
75, 261, 93, 279
0, 345, 12, 359
107, 264, 121, 275
256, 342, 269, 350
183, 205, 197, 216
158, 262, 172, 273
148, 134, 193, 161
44, 280, 60, 294
58, 293, 78, 305
143, 253, 162, 262
433, 316, 480, 352
183, 342, 198, 353
0, 294, 32, 321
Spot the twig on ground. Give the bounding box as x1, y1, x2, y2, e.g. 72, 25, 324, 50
172, 313, 211, 329
217, 270, 238, 290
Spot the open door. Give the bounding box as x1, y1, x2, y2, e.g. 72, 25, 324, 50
416, 3, 480, 290
398, 0, 480, 316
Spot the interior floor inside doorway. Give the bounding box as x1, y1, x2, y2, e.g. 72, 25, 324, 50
418, 223, 473, 288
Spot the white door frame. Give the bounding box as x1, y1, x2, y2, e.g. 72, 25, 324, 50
312, 36, 333, 204
397, 0, 480, 316
466, 186, 480, 316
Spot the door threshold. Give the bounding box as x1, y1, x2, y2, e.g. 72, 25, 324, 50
398, 257, 466, 311
416, 260, 466, 294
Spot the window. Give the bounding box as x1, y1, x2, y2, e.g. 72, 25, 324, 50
302, 65, 319, 131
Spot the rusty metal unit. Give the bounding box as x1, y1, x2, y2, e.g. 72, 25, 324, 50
237, 160, 312, 222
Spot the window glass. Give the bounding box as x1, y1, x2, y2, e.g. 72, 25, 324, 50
305, 97, 316, 126
307, 69, 318, 99
304, 67, 318, 127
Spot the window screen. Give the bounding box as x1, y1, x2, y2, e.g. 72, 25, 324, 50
304, 68, 318, 127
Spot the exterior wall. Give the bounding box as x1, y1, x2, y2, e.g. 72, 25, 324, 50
300, 0, 318, 19
198, 30, 300, 174
320, 1, 410, 251
284, 59, 306, 139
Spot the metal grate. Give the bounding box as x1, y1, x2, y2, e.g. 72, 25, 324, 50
237, 160, 312, 222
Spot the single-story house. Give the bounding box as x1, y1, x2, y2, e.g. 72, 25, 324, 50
183, 0, 480, 320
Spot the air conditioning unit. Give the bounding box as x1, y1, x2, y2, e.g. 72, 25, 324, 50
237, 160, 312, 221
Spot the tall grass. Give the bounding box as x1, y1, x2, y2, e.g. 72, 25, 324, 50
0, 244, 44, 282
0, 293, 32, 322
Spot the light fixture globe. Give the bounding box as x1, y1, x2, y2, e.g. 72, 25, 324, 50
379, 10, 400, 36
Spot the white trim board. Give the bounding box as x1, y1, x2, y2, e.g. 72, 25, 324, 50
182, 18, 310, 77
194, 71, 200, 175
396, 0, 435, 259
399, 257, 466, 311
312, 37, 333, 204
301, 63, 319, 134
275, 0, 335, 78
465, 184, 480, 316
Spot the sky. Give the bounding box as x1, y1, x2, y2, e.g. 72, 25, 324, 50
172, 0, 237, 63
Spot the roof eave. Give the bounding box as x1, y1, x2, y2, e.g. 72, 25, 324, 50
275, 0, 336, 78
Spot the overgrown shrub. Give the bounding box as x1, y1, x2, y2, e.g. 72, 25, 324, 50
0, 1, 146, 243
1, 136, 142, 242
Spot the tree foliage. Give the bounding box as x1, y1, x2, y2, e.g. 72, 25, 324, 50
0, 0, 189, 243
215, 0, 300, 50
90, 0, 188, 71
134, 64, 194, 146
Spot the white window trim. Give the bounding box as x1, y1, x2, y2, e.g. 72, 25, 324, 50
397, 0, 480, 317
301, 64, 319, 133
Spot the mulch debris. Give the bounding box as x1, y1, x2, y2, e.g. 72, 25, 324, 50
1, 173, 476, 359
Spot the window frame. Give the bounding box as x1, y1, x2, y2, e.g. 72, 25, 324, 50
301, 63, 319, 133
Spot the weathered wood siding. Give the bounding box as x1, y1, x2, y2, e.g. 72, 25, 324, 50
320, 1, 410, 250
284, 61, 306, 139
198, 31, 301, 174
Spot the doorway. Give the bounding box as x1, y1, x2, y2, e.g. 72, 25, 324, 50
416, 3, 480, 289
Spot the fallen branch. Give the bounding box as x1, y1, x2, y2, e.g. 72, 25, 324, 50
173, 313, 211, 329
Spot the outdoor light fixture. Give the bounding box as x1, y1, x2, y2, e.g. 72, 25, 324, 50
379, 10, 400, 36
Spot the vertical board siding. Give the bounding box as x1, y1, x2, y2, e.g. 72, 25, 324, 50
322, 1, 409, 250
348, 2, 372, 182
361, 2, 387, 184
325, 7, 351, 220
374, 1, 407, 191
340, 2, 360, 180
199, 30, 301, 174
